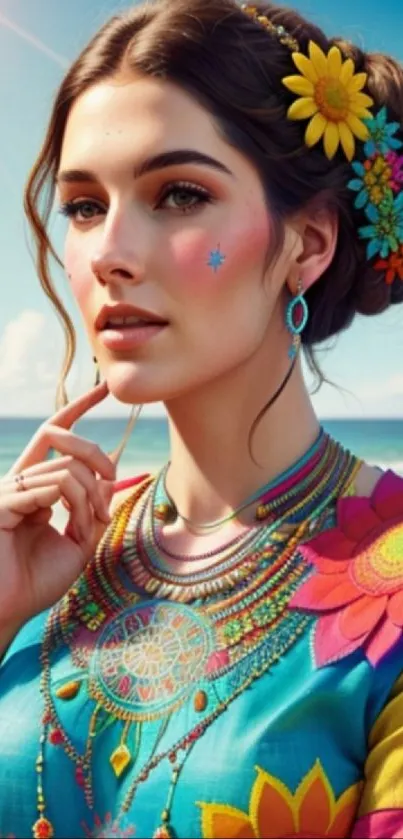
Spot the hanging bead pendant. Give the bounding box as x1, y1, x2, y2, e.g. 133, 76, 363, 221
153, 824, 173, 838
153, 808, 173, 837
110, 743, 132, 778
32, 816, 54, 838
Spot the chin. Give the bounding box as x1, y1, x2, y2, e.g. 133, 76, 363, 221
103, 363, 165, 405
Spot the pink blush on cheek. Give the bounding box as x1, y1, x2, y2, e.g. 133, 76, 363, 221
170, 218, 270, 289
207, 221, 271, 284
169, 232, 213, 285
64, 243, 93, 305
228, 218, 272, 273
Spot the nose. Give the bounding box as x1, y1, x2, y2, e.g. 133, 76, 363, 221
91, 209, 146, 287
92, 257, 139, 286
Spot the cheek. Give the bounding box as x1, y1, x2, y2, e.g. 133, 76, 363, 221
168, 214, 271, 295
64, 236, 93, 307
224, 217, 272, 278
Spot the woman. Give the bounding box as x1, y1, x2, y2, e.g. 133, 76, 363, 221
1, 0, 403, 836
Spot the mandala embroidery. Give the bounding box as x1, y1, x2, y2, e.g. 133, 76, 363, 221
89, 601, 215, 719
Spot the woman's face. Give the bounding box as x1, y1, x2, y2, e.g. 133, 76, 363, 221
58, 74, 291, 406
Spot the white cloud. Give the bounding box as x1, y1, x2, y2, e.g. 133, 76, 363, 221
358, 374, 403, 403
311, 374, 403, 418
0, 310, 66, 415
0, 310, 52, 386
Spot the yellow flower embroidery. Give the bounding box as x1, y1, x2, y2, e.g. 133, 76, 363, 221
198, 761, 362, 838
282, 42, 374, 161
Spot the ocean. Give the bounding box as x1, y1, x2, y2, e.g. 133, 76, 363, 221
1, 416, 402, 530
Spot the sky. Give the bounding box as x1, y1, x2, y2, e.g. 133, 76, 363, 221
0, 0, 402, 419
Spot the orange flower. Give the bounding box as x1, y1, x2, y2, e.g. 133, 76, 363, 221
375, 244, 403, 284
198, 761, 361, 838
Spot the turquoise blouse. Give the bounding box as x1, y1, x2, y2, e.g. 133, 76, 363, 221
1, 468, 403, 839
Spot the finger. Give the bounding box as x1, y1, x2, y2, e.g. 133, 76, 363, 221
65, 505, 107, 554
65, 499, 95, 546
7, 426, 116, 483
61, 481, 114, 522
51, 381, 110, 430
0, 485, 61, 529
2, 470, 95, 537
7, 382, 112, 476
17, 470, 94, 538
29, 508, 54, 526
2, 457, 112, 522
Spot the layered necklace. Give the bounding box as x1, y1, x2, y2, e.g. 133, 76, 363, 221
32, 430, 361, 839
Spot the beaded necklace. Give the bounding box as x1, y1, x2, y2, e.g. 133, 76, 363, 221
32, 436, 362, 839
156, 427, 328, 532
123, 436, 358, 602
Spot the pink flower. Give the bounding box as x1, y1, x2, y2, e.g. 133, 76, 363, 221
290, 470, 403, 667
386, 151, 403, 191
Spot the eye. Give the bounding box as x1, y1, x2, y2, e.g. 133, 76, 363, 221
58, 199, 104, 223
156, 182, 213, 214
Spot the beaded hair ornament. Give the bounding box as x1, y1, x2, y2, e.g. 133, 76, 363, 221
241, 4, 403, 286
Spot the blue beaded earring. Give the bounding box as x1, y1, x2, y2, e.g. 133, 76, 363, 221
286, 278, 308, 360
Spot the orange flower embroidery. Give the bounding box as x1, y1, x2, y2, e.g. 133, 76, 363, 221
375, 244, 403, 284
198, 760, 361, 838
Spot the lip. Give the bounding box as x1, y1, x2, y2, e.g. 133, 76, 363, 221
99, 323, 168, 350
95, 302, 169, 331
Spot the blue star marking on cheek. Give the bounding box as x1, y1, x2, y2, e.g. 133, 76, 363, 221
207, 246, 226, 273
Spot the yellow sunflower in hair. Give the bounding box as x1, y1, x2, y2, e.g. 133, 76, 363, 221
282, 42, 374, 161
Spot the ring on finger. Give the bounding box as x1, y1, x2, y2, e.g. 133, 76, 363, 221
14, 473, 27, 492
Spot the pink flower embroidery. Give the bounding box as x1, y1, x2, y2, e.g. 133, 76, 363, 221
82, 812, 135, 838
290, 470, 403, 667
387, 151, 403, 191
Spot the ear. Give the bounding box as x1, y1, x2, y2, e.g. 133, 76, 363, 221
287, 203, 339, 293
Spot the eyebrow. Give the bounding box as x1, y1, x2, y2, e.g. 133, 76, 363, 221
55, 149, 234, 184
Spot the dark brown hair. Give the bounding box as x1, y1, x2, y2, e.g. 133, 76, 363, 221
24, 0, 403, 441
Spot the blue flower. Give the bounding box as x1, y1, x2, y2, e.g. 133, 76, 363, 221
358, 191, 403, 259
363, 106, 402, 157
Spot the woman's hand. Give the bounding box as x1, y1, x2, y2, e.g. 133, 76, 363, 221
0, 382, 116, 633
